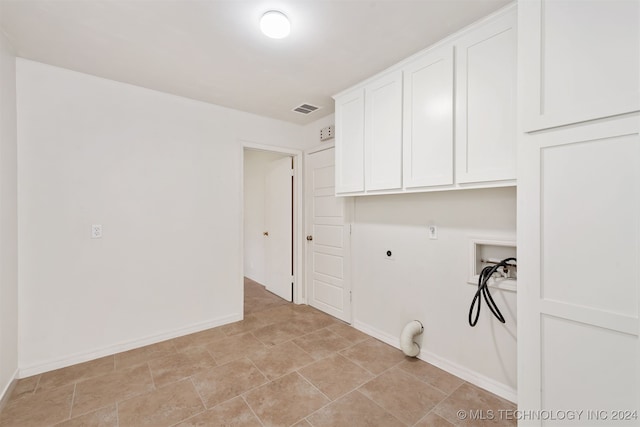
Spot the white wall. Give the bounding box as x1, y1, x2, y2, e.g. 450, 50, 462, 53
351, 187, 517, 400
300, 113, 517, 400
16, 59, 307, 375
14, 56, 517, 403
0, 31, 19, 402
243, 149, 288, 284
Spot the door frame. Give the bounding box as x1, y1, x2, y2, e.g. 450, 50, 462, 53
240, 141, 304, 309
304, 142, 354, 324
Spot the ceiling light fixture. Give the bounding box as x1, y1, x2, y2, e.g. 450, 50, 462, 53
260, 10, 290, 39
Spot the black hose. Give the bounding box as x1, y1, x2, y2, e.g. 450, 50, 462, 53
469, 257, 516, 327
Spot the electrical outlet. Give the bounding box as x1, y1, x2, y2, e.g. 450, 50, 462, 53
319, 125, 335, 141
428, 225, 438, 240
91, 224, 102, 239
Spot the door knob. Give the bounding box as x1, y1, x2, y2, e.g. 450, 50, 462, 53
263, 231, 269, 236
306, 235, 313, 241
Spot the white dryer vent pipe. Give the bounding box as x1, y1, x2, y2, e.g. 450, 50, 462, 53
400, 320, 424, 357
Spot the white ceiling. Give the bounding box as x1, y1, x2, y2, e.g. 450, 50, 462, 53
0, 0, 511, 125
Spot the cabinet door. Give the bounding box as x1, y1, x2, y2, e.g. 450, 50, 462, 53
520, 0, 639, 131
518, 117, 640, 426
334, 89, 365, 194
455, 7, 516, 184
364, 70, 403, 191
403, 44, 454, 188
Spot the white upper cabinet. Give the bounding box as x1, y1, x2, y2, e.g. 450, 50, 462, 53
335, 88, 365, 194
455, 7, 516, 184
403, 45, 454, 188
520, 0, 640, 132
365, 70, 403, 191
333, 4, 517, 196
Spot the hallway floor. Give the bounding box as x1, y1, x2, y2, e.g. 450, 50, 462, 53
0, 278, 515, 426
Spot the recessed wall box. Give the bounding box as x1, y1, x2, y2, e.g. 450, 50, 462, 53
468, 238, 517, 291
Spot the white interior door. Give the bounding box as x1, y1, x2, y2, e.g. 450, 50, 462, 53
305, 147, 352, 322
265, 156, 293, 301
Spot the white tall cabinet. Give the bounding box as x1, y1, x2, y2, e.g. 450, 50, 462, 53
518, 0, 640, 424
520, 0, 639, 132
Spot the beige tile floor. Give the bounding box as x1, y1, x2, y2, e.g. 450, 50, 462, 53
0, 278, 516, 426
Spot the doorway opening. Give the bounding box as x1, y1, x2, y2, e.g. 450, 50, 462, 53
242, 143, 303, 315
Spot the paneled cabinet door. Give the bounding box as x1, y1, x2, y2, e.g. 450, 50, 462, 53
455, 6, 516, 184
402, 44, 454, 189
335, 88, 365, 194
520, 0, 639, 132
364, 70, 403, 191
518, 117, 640, 427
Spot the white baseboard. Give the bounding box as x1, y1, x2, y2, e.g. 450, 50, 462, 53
18, 313, 242, 378
417, 349, 517, 403
353, 320, 401, 348
244, 273, 265, 285
352, 320, 517, 403
0, 368, 19, 412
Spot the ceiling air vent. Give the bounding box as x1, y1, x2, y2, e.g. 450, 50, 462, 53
293, 103, 321, 115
